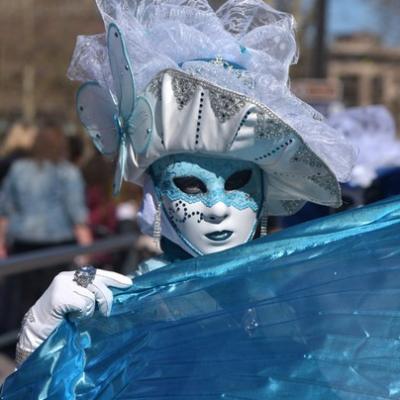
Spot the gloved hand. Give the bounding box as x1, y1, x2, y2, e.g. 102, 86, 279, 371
16, 268, 132, 366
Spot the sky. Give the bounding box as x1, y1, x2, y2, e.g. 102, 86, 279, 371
328, 0, 383, 41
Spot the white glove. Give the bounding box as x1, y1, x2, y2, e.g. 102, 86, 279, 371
16, 269, 132, 365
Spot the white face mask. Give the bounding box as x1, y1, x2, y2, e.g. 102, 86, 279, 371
150, 155, 264, 256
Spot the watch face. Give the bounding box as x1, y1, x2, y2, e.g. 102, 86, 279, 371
151, 154, 264, 255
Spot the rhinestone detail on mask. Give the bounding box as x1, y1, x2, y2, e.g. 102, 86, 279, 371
168, 201, 204, 225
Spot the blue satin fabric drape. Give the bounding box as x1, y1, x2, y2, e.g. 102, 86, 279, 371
2, 196, 400, 399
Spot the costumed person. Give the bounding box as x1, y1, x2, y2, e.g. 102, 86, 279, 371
327, 105, 400, 206
328, 105, 400, 190
3, 1, 400, 399
280, 105, 400, 227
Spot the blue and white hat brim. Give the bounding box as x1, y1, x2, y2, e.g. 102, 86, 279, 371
124, 69, 341, 216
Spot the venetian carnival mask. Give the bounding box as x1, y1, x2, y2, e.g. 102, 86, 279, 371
150, 154, 264, 256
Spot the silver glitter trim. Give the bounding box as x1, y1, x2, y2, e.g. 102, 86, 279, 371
167, 69, 281, 124
281, 200, 304, 214
148, 73, 163, 100
308, 174, 338, 196
291, 144, 324, 169
208, 89, 246, 123
172, 74, 198, 110
255, 112, 290, 139
272, 170, 340, 205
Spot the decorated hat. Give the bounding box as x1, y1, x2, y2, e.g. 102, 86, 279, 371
70, 0, 355, 216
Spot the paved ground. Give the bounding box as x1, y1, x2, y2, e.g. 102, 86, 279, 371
0, 353, 16, 384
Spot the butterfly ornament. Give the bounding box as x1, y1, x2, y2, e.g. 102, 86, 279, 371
77, 23, 153, 195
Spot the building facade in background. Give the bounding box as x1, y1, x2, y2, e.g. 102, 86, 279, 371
0, 0, 102, 125
328, 33, 400, 124
0, 0, 232, 127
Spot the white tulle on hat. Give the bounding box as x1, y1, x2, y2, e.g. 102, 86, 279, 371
69, 0, 355, 219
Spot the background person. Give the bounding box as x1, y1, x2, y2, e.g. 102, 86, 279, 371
0, 121, 92, 355
0, 121, 38, 185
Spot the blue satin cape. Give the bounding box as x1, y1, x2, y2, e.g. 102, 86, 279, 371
2, 196, 400, 399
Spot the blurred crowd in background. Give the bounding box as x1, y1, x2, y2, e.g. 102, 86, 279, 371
0, 119, 161, 376
0, 119, 160, 266
1, 0, 400, 381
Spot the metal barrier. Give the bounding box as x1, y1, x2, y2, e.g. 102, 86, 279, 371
0, 233, 138, 348
0, 234, 137, 278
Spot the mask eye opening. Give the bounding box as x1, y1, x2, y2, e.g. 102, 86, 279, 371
173, 176, 207, 195
225, 169, 252, 191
